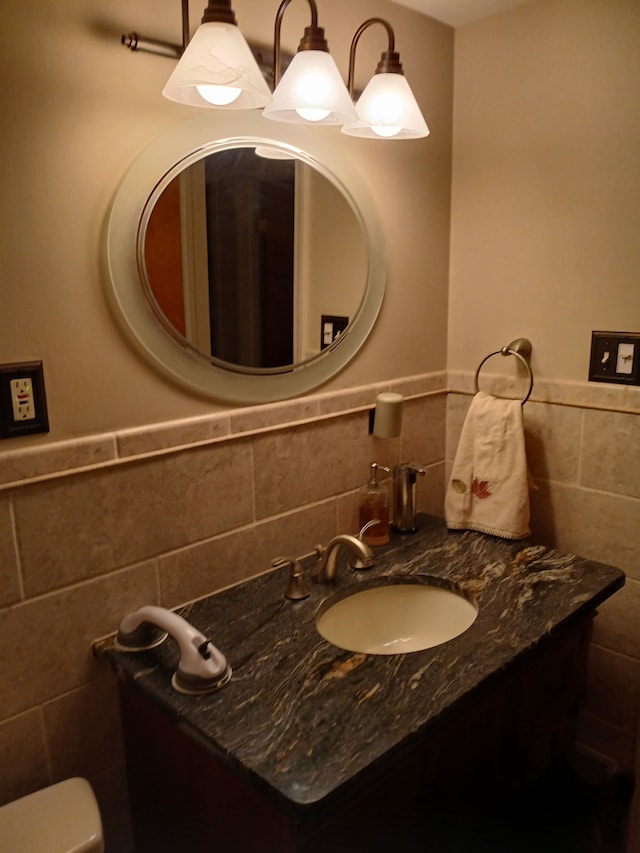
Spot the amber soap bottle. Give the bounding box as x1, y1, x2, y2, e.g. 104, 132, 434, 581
358, 462, 391, 546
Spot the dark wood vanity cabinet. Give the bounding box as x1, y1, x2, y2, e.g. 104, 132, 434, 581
120, 615, 594, 853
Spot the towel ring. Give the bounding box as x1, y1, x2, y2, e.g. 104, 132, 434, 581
474, 338, 534, 405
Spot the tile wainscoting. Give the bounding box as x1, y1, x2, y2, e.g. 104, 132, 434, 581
448, 370, 640, 850
0, 373, 446, 852
1, 368, 637, 851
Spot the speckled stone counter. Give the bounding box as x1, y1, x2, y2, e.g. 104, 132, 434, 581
96, 515, 624, 821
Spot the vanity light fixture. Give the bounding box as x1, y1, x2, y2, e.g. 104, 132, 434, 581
121, 0, 429, 139
342, 19, 429, 140
261, 0, 357, 126
161, 0, 271, 108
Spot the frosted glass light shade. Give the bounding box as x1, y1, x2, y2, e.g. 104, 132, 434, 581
263, 51, 357, 126
342, 73, 429, 140
162, 22, 271, 109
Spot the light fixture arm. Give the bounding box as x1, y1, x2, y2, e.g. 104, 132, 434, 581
121, 34, 182, 59
347, 18, 404, 97
122, 0, 190, 58
181, 0, 191, 50
272, 0, 329, 87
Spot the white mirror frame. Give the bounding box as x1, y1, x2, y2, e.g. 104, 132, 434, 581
104, 112, 386, 404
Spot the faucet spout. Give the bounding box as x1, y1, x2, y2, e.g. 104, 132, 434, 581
115, 605, 231, 694
312, 534, 374, 583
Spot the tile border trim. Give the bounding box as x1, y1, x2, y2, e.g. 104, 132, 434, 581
448, 370, 640, 415
1, 370, 637, 491
0, 373, 446, 491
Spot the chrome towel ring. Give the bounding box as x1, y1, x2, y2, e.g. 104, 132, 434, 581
474, 337, 534, 405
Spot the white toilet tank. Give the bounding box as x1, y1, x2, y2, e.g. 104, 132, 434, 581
0, 777, 104, 853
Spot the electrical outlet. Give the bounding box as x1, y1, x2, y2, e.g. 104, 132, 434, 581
589, 332, 640, 386
10, 378, 36, 421
0, 361, 49, 439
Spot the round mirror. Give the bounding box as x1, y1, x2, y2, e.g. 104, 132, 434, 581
105, 113, 386, 403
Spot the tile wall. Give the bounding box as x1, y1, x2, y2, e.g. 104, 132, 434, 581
1, 368, 637, 852
0, 373, 446, 852
447, 372, 640, 802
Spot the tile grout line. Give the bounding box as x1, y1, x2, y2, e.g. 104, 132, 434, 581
9, 495, 25, 601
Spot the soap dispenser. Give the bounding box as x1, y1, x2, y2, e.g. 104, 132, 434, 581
358, 463, 391, 546
392, 462, 426, 533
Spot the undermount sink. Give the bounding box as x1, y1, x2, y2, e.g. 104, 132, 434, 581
316, 578, 478, 655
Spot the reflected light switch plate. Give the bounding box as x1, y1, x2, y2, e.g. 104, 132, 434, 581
320, 314, 349, 350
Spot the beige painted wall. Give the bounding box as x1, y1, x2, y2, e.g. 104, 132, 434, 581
0, 3, 451, 850
450, 2, 640, 848
449, 0, 640, 382
0, 0, 452, 445
1, 0, 639, 849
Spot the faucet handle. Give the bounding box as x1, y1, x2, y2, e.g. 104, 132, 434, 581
271, 556, 310, 601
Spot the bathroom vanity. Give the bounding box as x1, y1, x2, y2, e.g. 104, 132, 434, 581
96, 515, 624, 852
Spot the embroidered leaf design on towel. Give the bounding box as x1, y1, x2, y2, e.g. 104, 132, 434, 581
450, 479, 467, 494
471, 478, 492, 499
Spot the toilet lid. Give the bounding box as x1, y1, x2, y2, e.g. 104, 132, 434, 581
0, 777, 103, 853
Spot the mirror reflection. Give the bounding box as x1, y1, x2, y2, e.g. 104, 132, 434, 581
140, 144, 367, 373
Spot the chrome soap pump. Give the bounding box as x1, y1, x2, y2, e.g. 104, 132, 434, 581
358, 462, 391, 546
392, 462, 426, 533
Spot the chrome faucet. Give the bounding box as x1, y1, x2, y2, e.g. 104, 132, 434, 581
312, 534, 374, 583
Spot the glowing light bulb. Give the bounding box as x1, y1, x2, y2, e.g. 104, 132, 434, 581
366, 90, 404, 137
196, 84, 242, 106
371, 125, 402, 138
295, 107, 331, 121
292, 70, 332, 122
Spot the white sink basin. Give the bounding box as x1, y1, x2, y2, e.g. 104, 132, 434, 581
316, 579, 478, 655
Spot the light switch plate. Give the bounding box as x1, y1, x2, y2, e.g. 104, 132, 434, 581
589, 332, 640, 385
320, 315, 349, 350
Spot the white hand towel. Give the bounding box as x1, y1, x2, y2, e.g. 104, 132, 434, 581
445, 391, 530, 540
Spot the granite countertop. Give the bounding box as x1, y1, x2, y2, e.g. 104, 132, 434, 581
95, 515, 624, 818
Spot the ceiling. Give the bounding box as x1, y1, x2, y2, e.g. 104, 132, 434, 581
387, 0, 533, 27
